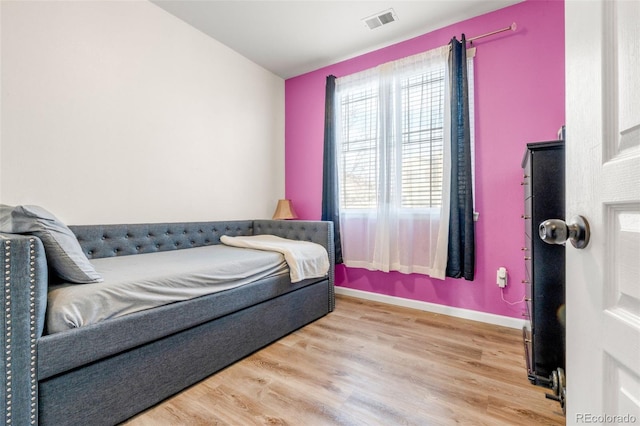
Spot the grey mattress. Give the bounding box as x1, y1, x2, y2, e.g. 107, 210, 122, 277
47, 245, 287, 333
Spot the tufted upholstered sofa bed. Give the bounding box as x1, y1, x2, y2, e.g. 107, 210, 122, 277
0, 211, 335, 425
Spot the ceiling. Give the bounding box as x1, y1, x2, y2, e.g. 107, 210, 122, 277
150, 1, 522, 79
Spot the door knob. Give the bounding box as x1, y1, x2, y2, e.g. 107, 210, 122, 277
539, 215, 590, 249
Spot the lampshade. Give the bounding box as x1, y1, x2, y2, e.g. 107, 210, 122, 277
272, 199, 298, 220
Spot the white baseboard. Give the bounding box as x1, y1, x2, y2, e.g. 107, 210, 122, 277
335, 287, 526, 330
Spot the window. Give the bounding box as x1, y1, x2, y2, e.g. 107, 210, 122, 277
333, 45, 475, 278
338, 55, 474, 212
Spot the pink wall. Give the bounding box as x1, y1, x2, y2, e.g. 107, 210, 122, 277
285, 0, 564, 319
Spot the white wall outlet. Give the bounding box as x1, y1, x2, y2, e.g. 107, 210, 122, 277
497, 267, 507, 288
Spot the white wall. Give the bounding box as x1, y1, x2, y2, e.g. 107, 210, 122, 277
0, 0, 285, 225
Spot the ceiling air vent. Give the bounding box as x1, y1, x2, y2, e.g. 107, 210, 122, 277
362, 8, 398, 30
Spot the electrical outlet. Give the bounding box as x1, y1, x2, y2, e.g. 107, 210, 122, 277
497, 267, 507, 288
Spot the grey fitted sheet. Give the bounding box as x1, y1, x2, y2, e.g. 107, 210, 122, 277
46, 245, 287, 334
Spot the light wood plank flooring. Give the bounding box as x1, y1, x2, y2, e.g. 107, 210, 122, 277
123, 294, 565, 425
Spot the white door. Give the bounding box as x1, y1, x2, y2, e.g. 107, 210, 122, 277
565, 0, 640, 424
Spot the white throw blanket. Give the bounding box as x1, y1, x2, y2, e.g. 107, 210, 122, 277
220, 234, 329, 283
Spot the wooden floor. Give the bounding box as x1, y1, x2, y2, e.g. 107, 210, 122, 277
123, 294, 565, 426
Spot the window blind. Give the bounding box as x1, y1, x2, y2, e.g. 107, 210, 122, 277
338, 57, 474, 211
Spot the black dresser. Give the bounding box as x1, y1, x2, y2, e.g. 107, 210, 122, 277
521, 141, 565, 393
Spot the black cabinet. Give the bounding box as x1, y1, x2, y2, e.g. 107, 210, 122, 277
521, 141, 565, 388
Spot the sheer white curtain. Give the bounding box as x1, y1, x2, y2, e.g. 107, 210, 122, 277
335, 45, 451, 279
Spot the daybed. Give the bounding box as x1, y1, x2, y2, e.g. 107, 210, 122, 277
0, 208, 335, 425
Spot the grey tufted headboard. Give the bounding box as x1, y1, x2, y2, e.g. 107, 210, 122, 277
70, 220, 255, 260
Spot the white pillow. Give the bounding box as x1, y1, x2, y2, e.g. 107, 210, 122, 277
0, 204, 103, 284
